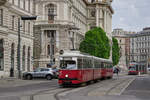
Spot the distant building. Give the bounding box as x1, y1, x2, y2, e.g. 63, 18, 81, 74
33, 0, 114, 67
112, 28, 135, 70
0, 0, 35, 78
129, 27, 150, 68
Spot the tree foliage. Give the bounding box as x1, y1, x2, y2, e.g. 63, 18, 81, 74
79, 27, 111, 59
112, 37, 120, 65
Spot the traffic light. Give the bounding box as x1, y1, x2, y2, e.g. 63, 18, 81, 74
21, 16, 37, 20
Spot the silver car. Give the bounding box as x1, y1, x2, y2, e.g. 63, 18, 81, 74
23, 68, 55, 80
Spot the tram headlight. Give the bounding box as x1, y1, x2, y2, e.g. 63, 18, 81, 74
65, 74, 69, 78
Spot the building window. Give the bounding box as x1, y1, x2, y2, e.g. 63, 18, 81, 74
90, 10, 96, 17
0, 39, 4, 70
47, 30, 55, 38
27, 47, 30, 71
12, 16, 15, 30
90, 26, 96, 29
52, 44, 55, 55
23, 0, 25, 9
12, 0, 14, 4
23, 20, 25, 33
47, 45, 50, 55
46, 4, 57, 23
22, 45, 26, 71
0, 9, 3, 26
28, 22, 30, 34
28, 0, 30, 12
18, 0, 20, 7
91, 0, 95, 3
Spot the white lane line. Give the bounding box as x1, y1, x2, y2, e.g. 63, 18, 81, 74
119, 78, 135, 95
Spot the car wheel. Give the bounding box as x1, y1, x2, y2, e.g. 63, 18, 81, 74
26, 74, 32, 80
46, 75, 52, 80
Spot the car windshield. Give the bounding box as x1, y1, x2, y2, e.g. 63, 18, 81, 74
60, 60, 76, 70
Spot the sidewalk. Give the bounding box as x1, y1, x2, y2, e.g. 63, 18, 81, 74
0, 77, 50, 88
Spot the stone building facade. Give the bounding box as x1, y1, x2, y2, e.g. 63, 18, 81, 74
0, 0, 35, 78
129, 27, 150, 68
33, 0, 114, 67
112, 28, 135, 70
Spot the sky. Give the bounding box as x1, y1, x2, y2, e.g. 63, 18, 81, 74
112, 0, 150, 32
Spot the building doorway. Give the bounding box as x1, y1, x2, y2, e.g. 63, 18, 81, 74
0, 39, 4, 71
27, 47, 30, 71
10, 43, 15, 77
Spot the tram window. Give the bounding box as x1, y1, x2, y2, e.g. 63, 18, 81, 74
101, 63, 104, 68
60, 60, 76, 69
89, 59, 92, 68
98, 62, 101, 68
129, 67, 136, 71
104, 63, 106, 68
136, 65, 138, 71
77, 59, 82, 69
82, 58, 86, 68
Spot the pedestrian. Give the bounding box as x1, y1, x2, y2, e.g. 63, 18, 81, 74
115, 67, 120, 76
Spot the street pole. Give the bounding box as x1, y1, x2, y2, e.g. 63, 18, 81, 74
17, 18, 21, 79
16, 16, 37, 79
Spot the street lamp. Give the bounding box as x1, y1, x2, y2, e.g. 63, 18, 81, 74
17, 16, 37, 79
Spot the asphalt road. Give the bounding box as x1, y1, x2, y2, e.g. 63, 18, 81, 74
122, 75, 150, 100
1, 74, 150, 100
0, 79, 59, 100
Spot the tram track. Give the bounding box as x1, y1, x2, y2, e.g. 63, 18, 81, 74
105, 78, 129, 95
28, 87, 60, 100
23, 77, 134, 100
54, 88, 74, 100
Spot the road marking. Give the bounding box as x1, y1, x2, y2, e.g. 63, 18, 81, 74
119, 78, 135, 95
58, 87, 86, 97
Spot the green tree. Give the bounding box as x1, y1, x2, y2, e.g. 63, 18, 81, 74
79, 27, 111, 59
112, 37, 120, 65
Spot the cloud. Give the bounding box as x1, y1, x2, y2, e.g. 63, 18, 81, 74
112, 0, 150, 31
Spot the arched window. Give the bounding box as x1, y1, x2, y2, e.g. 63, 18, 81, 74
11, 43, 15, 69
22, 45, 26, 71
10, 43, 15, 77
45, 4, 57, 23
47, 45, 50, 55
0, 39, 4, 70
27, 47, 30, 71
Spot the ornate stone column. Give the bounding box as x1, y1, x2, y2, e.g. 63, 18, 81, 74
104, 8, 107, 32
41, 30, 44, 56
96, 4, 99, 27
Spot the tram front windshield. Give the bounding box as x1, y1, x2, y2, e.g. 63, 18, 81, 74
129, 66, 136, 71
60, 60, 76, 70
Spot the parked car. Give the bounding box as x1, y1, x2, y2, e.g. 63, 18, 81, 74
147, 67, 150, 74
52, 68, 59, 78
23, 68, 57, 80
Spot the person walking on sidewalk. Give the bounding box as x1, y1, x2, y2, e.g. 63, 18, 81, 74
115, 67, 120, 76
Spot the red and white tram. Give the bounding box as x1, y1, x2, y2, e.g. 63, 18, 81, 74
128, 62, 146, 75
58, 51, 113, 86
